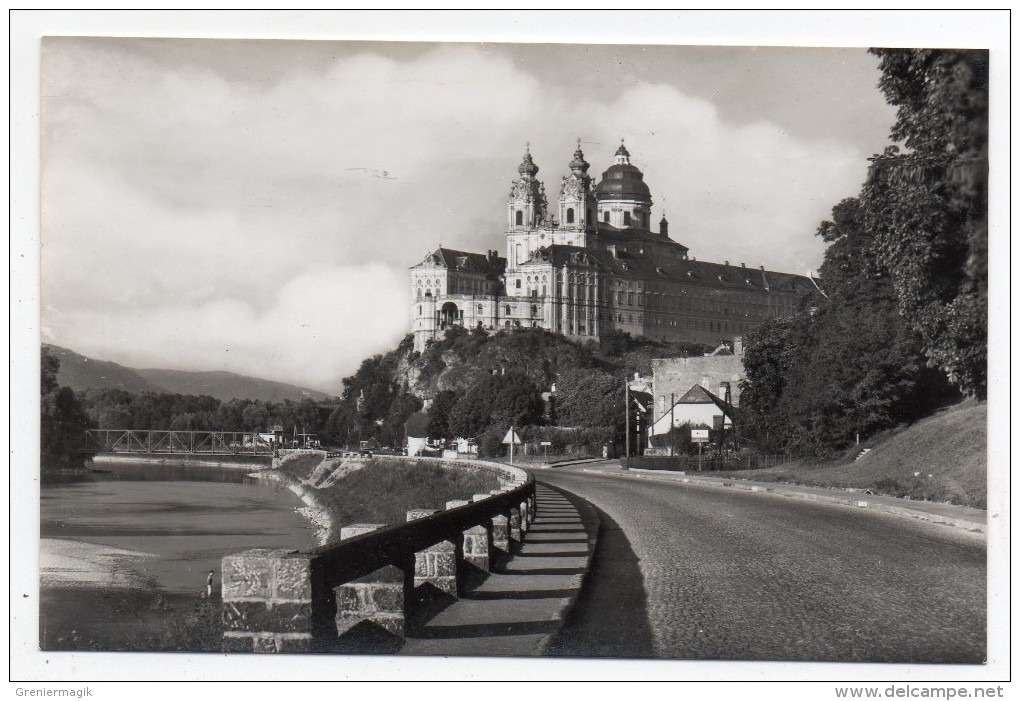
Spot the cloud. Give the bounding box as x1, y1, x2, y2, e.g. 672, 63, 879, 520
44, 263, 409, 393
41, 40, 880, 388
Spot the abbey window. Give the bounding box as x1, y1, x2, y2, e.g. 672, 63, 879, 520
566, 207, 574, 224
515, 210, 523, 226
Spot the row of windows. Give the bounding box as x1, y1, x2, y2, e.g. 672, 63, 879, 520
513, 206, 645, 228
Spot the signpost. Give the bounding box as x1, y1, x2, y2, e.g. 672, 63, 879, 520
540, 440, 552, 463
502, 426, 523, 465
692, 428, 710, 471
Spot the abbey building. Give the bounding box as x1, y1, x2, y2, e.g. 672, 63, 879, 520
410, 141, 815, 353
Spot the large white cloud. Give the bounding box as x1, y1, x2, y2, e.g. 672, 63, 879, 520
41, 40, 879, 390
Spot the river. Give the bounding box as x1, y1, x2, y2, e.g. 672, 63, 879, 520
40, 460, 318, 596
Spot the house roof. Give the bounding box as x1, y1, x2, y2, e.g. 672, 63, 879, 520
675, 385, 735, 418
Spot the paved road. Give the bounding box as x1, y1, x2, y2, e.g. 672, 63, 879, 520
540, 466, 986, 663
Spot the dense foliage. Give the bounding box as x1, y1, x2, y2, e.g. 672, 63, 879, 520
325, 329, 708, 456
864, 49, 988, 397
78, 389, 332, 436
739, 49, 982, 457
40, 347, 94, 469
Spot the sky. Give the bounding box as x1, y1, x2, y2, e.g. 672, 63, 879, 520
40, 36, 898, 394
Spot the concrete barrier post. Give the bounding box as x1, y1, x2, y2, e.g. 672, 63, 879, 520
484, 491, 511, 554
509, 507, 522, 544
221, 548, 315, 653
406, 509, 458, 598
464, 494, 495, 571
490, 514, 511, 554
334, 524, 407, 640
519, 500, 530, 533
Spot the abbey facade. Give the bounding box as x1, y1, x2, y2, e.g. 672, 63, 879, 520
410, 141, 815, 353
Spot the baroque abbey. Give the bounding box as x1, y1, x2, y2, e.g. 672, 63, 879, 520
410, 141, 815, 353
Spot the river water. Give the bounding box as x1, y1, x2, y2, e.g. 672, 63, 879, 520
40, 461, 319, 596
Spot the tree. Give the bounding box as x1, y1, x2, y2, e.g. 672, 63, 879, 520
383, 392, 423, 447
41, 347, 93, 470
426, 390, 458, 439
241, 402, 270, 431
863, 49, 988, 397
738, 317, 800, 452
554, 366, 624, 432
740, 189, 959, 456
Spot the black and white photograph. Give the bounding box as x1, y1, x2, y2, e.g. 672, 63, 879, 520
11, 9, 1008, 690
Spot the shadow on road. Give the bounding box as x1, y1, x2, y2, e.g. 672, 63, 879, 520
541, 492, 657, 658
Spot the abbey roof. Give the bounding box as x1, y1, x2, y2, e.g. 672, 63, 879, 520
412, 248, 507, 277
519, 242, 815, 294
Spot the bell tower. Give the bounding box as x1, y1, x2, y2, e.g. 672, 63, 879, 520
558, 139, 596, 233
507, 144, 547, 231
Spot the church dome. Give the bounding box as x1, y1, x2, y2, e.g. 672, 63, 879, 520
595, 162, 652, 202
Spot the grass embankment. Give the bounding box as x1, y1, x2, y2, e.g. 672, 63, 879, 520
729, 401, 987, 509
277, 455, 501, 541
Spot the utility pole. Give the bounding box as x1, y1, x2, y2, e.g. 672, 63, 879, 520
670, 392, 675, 457
624, 376, 630, 461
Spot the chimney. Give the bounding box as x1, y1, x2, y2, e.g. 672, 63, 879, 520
724, 260, 729, 266
701, 374, 711, 390
734, 336, 744, 356
741, 262, 746, 268
759, 265, 765, 271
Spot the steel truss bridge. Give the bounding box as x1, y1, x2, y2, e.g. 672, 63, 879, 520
82, 429, 276, 456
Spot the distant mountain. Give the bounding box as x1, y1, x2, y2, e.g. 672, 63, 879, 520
135, 368, 333, 403
45, 345, 166, 394
44, 345, 334, 403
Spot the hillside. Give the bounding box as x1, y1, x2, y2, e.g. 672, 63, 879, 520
45, 345, 166, 394
326, 327, 711, 453
729, 400, 987, 508
135, 368, 333, 402
402, 327, 710, 400
45, 344, 334, 402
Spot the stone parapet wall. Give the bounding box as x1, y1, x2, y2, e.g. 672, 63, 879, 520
221, 456, 533, 653
221, 548, 315, 653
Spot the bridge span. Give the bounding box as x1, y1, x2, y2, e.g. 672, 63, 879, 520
82, 429, 275, 456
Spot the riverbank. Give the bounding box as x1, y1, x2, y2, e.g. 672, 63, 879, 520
249, 468, 334, 546
272, 454, 504, 544
40, 585, 220, 652
40, 538, 156, 590
38, 459, 318, 651
92, 452, 272, 469
40, 538, 220, 651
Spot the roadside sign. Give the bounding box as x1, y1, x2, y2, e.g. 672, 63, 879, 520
540, 441, 552, 446
271, 425, 284, 433
691, 429, 710, 444
502, 428, 523, 445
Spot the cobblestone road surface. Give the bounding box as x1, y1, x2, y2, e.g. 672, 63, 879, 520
541, 467, 985, 663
